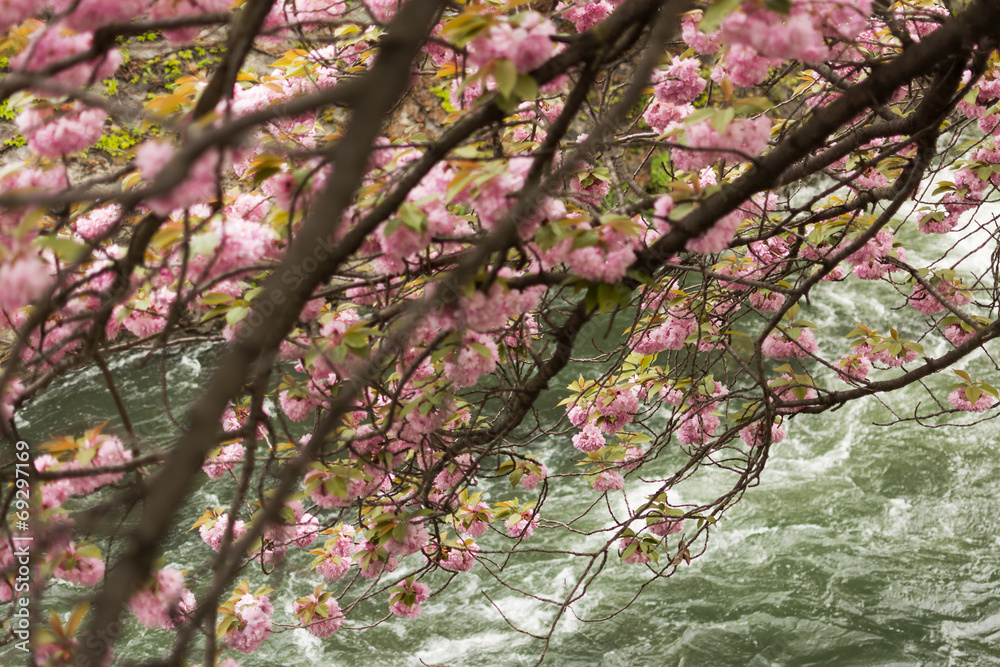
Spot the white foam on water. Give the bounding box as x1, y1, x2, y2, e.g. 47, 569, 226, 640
166, 353, 202, 383
484, 594, 553, 637
942, 612, 1000, 644
882, 497, 913, 536
768, 418, 856, 481
415, 630, 534, 665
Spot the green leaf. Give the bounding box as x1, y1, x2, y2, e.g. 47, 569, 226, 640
36, 235, 89, 263
342, 331, 369, 349
600, 214, 643, 236
398, 201, 428, 233
513, 74, 539, 101
710, 107, 735, 134
494, 59, 517, 99
441, 12, 491, 47
200, 292, 235, 306
327, 476, 348, 499
597, 283, 618, 313
469, 342, 494, 360
217, 616, 236, 638
683, 107, 716, 127
399, 399, 421, 421
701, 0, 743, 32
763, 0, 792, 12
534, 224, 560, 250
734, 96, 773, 113
572, 229, 601, 249
75, 544, 103, 559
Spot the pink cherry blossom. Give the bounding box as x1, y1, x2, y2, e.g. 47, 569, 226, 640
444, 331, 499, 387
633, 312, 698, 353
0, 255, 53, 313
944, 323, 978, 346
738, 420, 786, 448
619, 537, 651, 565
223, 594, 274, 654
838, 352, 873, 381
562, 1, 613, 32
592, 469, 624, 492
15, 103, 107, 158
771, 374, 818, 412
847, 229, 894, 263
202, 443, 245, 478
714, 44, 779, 87
455, 501, 491, 538
643, 99, 691, 134
653, 57, 706, 105
520, 461, 548, 490
566, 403, 590, 427
75, 204, 121, 240
689, 214, 741, 256
572, 423, 606, 452
681, 12, 720, 54
676, 410, 720, 445
506, 512, 538, 539
648, 516, 685, 537
129, 567, 185, 629
0, 0, 47, 32
199, 513, 247, 551
11, 26, 123, 89
135, 140, 226, 215
676, 116, 772, 174
279, 390, 319, 422
948, 387, 996, 413
468, 12, 556, 74
148, 0, 232, 41
594, 387, 641, 434
909, 281, 971, 316
356, 541, 400, 579
165, 588, 196, 630
761, 327, 818, 359
389, 579, 430, 619
721, 5, 829, 64
316, 553, 353, 582
750, 289, 785, 312
51, 543, 105, 586
380, 517, 430, 557
367, 0, 408, 22
432, 540, 478, 572
265, 0, 347, 31
294, 593, 344, 638
53, 0, 148, 31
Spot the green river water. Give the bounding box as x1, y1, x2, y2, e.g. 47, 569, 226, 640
7, 223, 1000, 667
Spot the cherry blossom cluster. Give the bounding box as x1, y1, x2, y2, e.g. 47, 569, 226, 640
3, 0, 1000, 662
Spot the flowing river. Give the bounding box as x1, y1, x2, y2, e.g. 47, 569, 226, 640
7, 218, 1000, 667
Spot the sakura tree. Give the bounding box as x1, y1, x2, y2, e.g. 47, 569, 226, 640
2, 0, 1000, 664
